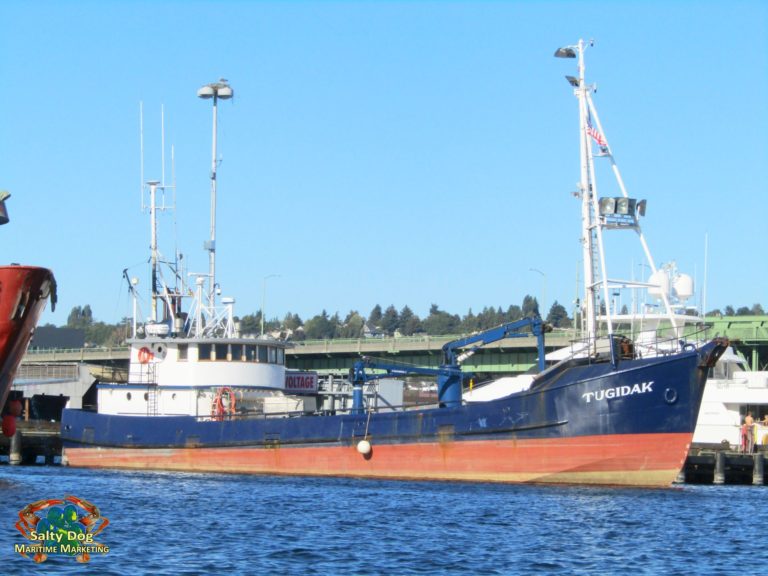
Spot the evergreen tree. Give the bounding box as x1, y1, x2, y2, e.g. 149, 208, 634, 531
238, 313, 261, 335
422, 304, 460, 335
504, 305, 523, 323
751, 303, 765, 315
522, 295, 540, 318
329, 312, 343, 338
546, 300, 571, 328
380, 305, 400, 335
460, 308, 478, 332
67, 305, 94, 329
400, 306, 423, 336
283, 312, 303, 331
368, 304, 383, 327
398, 305, 414, 334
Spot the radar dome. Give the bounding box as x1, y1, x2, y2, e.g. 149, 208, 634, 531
673, 274, 694, 301
648, 269, 670, 299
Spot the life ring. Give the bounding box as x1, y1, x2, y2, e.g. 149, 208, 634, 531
664, 387, 678, 404
211, 387, 237, 420
138, 346, 153, 364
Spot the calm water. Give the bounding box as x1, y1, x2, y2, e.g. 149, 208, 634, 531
1, 465, 766, 575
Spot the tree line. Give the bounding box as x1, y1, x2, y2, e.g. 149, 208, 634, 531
58, 299, 765, 346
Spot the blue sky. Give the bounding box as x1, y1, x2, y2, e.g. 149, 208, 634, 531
2, 1, 766, 327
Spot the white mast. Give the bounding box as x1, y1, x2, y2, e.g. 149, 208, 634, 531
556, 40, 680, 349
197, 79, 233, 314
148, 180, 160, 323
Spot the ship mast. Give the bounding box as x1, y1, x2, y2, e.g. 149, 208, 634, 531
197, 79, 233, 315
555, 40, 680, 349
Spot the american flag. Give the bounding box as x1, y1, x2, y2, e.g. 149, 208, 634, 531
587, 111, 606, 147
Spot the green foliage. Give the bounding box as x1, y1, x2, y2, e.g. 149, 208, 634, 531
338, 311, 365, 338
55, 296, 767, 346
522, 295, 539, 318
304, 310, 335, 339
422, 304, 460, 335
546, 300, 572, 328
398, 305, 423, 336
368, 304, 382, 327
380, 305, 399, 336
283, 312, 303, 331
66, 305, 93, 329
238, 313, 260, 334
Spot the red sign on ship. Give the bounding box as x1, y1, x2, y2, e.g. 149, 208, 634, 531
284, 372, 318, 393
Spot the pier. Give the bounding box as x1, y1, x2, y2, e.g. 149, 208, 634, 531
0, 420, 60, 465
680, 447, 767, 485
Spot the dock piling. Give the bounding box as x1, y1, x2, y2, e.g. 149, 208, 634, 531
9, 430, 22, 465
754, 453, 765, 486
714, 451, 726, 484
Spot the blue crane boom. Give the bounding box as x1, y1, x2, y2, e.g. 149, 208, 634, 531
351, 316, 548, 412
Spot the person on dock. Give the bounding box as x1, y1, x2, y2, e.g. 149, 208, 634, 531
743, 412, 755, 453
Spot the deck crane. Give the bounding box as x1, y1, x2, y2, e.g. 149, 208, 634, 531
351, 317, 548, 412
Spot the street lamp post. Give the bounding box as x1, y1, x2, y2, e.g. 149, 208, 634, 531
261, 274, 280, 336
529, 268, 547, 319
197, 79, 233, 312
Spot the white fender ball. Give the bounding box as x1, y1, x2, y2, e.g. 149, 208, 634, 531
357, 440, 372, 455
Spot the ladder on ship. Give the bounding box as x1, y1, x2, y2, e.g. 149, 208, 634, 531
145, 363, 158, 416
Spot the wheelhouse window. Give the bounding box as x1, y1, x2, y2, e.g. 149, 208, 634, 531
269, 347, 277, 364
277, 348, 285, 365
231, 344, 244, 361
215, 344, 228, 361
245, 345, 256, 362
257, 346, 268, 363
199, 343, 213, 361
178, 344, 188, 361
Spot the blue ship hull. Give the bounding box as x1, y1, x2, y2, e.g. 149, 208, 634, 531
60, 340, 727, 487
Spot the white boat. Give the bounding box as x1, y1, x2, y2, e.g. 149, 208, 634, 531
693, 347, 768, 448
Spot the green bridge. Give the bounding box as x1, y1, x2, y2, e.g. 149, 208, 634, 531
22, 316, 768, 377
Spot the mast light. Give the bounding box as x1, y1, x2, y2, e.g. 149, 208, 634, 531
554, 46, 577, 58
197, 79, 233, 100
599, 197, 647, 217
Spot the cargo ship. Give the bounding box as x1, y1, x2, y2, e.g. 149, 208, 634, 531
61, 43, 727, 487
1, 191, 57, 437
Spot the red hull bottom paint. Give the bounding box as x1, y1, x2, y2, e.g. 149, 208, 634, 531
63, 432, 692, 487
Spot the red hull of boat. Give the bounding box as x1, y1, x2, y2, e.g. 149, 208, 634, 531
0, 265, 55, 408
63, 432, 691, 487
